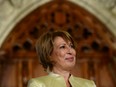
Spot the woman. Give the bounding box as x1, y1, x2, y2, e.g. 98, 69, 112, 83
28, 30, 96, 87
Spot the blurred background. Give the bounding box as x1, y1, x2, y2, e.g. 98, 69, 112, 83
0, 0, 116, 87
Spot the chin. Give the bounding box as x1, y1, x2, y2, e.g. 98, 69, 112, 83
67, 65, 75, 69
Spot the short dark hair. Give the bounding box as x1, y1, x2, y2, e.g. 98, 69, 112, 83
36, 30, 77, 71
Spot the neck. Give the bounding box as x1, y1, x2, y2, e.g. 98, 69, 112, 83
52, 67, 71, 80
52, 67, 72, 87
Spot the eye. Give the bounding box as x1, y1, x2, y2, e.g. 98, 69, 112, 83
60, 45, 65, 49
70, 44, 74, 48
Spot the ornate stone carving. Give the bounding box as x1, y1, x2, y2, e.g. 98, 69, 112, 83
0, 1, 14, 18
9, 0, 23, 8
97, 0, 116, 9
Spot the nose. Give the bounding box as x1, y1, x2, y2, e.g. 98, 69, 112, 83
67, 46, 72, 54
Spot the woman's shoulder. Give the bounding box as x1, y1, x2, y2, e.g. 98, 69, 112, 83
72, 75, 91, 81
29, 75, 52, 82
71, 75, 96, 87
27, 75, 53, 87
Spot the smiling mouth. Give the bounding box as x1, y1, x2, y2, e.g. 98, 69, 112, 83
65, 57, 74, 62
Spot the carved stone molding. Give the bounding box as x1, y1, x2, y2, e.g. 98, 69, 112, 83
97, 0, 116, 10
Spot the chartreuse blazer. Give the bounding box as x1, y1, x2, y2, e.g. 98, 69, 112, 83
28, 72, 96, 87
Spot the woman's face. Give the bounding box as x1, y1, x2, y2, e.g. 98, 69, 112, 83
51, 36, 76, 71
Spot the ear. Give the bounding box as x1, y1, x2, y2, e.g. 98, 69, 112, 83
48, 55, 52, 60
